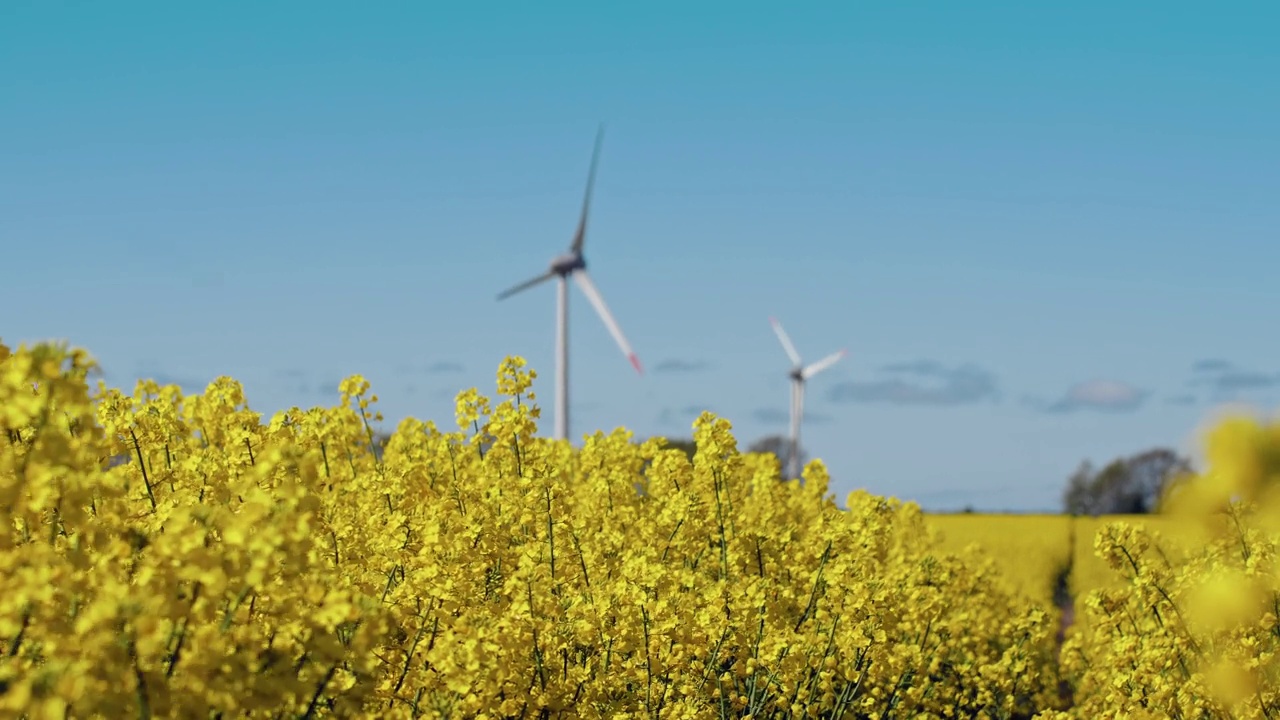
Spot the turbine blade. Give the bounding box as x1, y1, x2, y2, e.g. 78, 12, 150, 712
497, 271, 555, 301
769, 317, 802, 367
570, 124, 605, 254
572, 270, 642, 374
801, 349, 847, 380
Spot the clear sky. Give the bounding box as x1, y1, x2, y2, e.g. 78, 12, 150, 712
4, 2, 1278, 511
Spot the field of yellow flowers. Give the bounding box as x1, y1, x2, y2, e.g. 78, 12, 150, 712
2, 339, 1278, 718
924, 513, 1217, 616
924, 515, 1073, 611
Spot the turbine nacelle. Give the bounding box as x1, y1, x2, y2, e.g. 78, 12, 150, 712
550, 251, 586, 276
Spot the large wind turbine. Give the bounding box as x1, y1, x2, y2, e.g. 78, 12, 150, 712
769, 317, 846, 480
496, 126, 643, 441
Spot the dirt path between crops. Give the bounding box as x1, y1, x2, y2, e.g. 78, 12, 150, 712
1054, 596, 1076, 706
1055, 600, 1074, 645
1052, 522, 1078, 707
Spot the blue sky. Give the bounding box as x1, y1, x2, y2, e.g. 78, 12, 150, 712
3, 2, 1278, 511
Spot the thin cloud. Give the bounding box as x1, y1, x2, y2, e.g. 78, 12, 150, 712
1035, 379, 1148, 414
133, 364, 206, 392
752, 408, 833, 425
393, 361, 466, 375
1188, 360, 1280, 397
658, 405, 716, 427
149, 372, 205, 391
273, 368, 310, 395
652, 358, 710, 374
1192, 358, 1233, 374
1217, 371, 1280, 391
880, 360, 950, 375
827, 362, 998, 406
1165, 394, 1197, 406
907, 484, 1016, 502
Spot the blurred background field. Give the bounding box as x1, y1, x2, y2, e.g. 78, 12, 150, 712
925, 512, 1215, 611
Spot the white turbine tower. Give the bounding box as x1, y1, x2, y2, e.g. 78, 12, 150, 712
496, 126, 643, 441
769, 317, 846, 481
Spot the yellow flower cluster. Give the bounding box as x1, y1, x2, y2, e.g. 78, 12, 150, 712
1067, 514, 1210, 603
1053, 415, 1280, 719
0, 340, 1064, 717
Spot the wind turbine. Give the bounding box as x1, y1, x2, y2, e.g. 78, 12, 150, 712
768, 317, 846, 480
496, 126, 643, 441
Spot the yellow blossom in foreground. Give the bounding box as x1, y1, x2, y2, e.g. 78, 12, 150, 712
1, 338, 1277, 717
1058, 413, 1280, 719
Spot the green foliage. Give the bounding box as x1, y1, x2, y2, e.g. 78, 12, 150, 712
1062, 448, 1194, 516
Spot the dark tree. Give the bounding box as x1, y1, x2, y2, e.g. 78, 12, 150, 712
1062, 461, 1100, 515
633, 438, 698, 498
747, 434, 808, 481
636, 437, 696, 477
657, 438, 698, 461
372, 431, 393, 461
1062, 448, 1195, 515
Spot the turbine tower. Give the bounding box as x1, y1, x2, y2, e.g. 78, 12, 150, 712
769, 317, 846, 480
496, 125, 642, 441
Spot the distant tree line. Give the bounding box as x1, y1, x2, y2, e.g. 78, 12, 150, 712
369, 430, 806, 481
364, 429, 1198, 517
1061, 447, 1194, 516
645, 434, 806, 480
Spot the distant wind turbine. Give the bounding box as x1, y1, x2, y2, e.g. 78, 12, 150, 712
769, 317, 846, 480
496, 125, 643, 441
